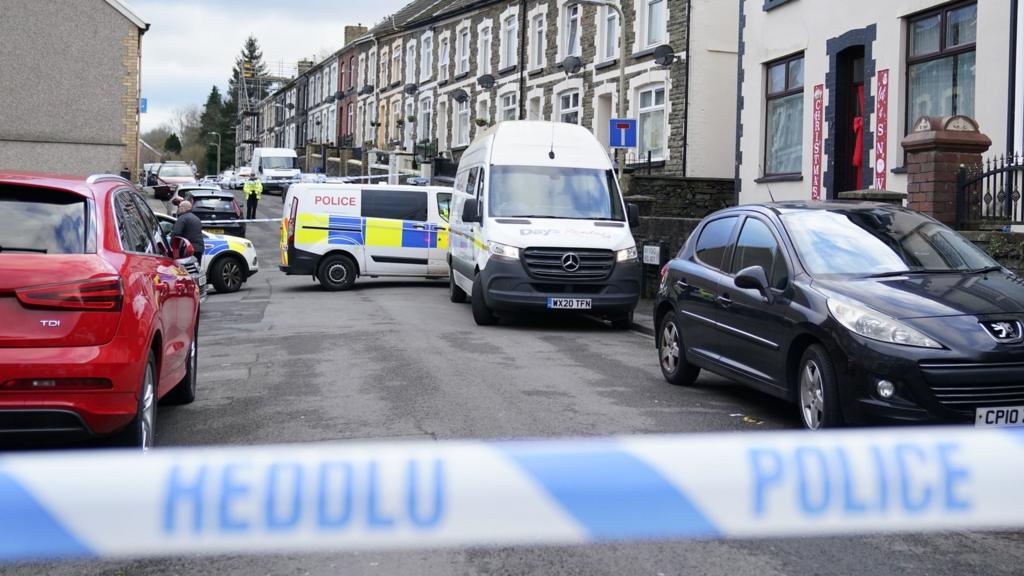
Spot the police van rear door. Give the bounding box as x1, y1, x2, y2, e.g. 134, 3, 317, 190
361, 188, 430, 276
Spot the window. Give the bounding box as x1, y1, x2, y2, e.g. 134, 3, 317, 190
501, 93, 518, 121
764, 53, 804, 175
357, 55, 365, 89
362, 189, 428, 222
477, 99, 489, 125
479, 26, 492, 74
564, 5, 581, 57
406, 42, 417, 84
439, 38, 450, 79
732, 218, 787, 289
602, 7, 619, 61
419, 97, 433, 141
404, 100, 414, 149
457, 29, 470, 74
381, 48, 389, 85
531, 14, 546, 69
644, 0, 665, 47
347, 105, 354, 136
438, 101, 448, 149
114, 191, 153, 254
455, 100, 470, 146
421, 35, 433, 81
558, 90, 580, 124
502, 15, 518, 69
528, 95, 542, 120
695, 216, 737, 270
0, 186, 91, 254
437, 192, 452, 222
391, 47, 401, 85
638, 85, 666, 160
906, 2, 976, 132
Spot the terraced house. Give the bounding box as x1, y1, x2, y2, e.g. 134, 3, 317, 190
241, 0, 739, 196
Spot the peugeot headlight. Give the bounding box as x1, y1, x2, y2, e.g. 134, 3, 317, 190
827, 297, 942, 349
617, 246, 638, 262
488, 242, 520, 260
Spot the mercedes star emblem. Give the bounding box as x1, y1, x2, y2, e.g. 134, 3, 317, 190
561, 252, 581, 272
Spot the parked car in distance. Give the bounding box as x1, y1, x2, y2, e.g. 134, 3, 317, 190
156, 213, 258, 293
655, 202, 1024, 430
233, 167, 253, 189
220, 170, 235, 186
173, 187, 245, 237
152, 161, 196, 200
0, 172, 200, 448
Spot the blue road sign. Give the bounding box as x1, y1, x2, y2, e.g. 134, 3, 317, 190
139, 98, 148, 113
609, 118, 636, 148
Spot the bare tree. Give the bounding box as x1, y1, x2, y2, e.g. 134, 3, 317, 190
169, 105, 203, 148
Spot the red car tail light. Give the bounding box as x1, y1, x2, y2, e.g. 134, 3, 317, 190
15, 277, 123, 311
1, 378, 113, 391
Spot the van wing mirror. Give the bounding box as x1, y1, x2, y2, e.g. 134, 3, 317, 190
463, 198, 482, 224
627, 203, 641, 229
735, 265, 772, 303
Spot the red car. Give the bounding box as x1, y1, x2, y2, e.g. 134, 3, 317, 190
0, 172, 200, 449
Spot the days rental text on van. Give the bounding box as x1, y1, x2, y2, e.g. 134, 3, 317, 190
251, 147, 299, 194
448, 121, 641, 328
280, 183, 454, 290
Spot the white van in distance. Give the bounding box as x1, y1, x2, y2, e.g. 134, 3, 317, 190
448, 121, 641, 328
251, 147, 299, 194
280, 183, 454, 291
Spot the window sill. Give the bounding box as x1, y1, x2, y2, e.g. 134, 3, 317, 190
890, 166, 907, 175
755, 174, 803, 183
390, 81, 402, 89
438, 78, 449, 87
763, 0, 797, 11
498, 64, 517, 76
632, 47, 657, 59
454, 71, 470, 81
595, 59, 618, 71
528, 67, 545, 77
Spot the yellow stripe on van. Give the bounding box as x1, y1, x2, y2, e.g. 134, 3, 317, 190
437, 225, 449, 250
296, 213, 329, 245
364, 218, 402, 247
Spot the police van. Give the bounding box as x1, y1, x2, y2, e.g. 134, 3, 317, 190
448, 121, 641, 328
280, 183, 453, 291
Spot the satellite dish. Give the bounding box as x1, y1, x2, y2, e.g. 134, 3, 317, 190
334, 90, 344, 101
452, 88, 469, 104
404, 83, 419, 96
359, 84, 375, 96
477, 74, 496, 90
653, 45, 676, 67
561, 56, 583, 75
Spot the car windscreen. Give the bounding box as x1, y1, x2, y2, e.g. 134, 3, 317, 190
262, 156, 296, 170
488, 166, 625, 220
159, 165, 193, 178
0, 185, 93, 254
780, 208, 998, 277
193, 198, 234, 212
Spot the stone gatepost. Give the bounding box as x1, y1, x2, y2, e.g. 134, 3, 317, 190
901, 115, 991, 226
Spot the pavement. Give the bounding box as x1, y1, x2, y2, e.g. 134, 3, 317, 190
8, 187, 1024, 575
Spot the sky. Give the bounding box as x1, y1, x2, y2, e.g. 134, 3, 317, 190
130, 0, 409, 133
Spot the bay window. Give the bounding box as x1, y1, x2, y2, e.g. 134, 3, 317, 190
906, 2, 976, 132
764, 53, 804, 176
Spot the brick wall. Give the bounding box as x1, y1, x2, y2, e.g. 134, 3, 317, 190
628, 174, 734, 218
905, 150, 980, 226
120, 26, 140, 180
632, 216, 702, 297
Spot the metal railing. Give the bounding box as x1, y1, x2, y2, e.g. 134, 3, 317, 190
958, 154, 1024, 229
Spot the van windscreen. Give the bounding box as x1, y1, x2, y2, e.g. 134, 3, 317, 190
262, 156, 296, 170
488, 166, 625, 221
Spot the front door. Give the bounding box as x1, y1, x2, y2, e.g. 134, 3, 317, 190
362, 188, 430, 276
714, 216, 792, 390
834, 48, 866, 194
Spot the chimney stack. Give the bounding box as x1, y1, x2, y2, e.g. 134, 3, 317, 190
344, 25, 368, 46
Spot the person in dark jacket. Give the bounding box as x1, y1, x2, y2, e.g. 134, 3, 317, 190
171, 201, 205, 263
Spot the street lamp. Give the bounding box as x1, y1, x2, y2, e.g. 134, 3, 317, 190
568, 0, 626, 181
208, 131, 221, 174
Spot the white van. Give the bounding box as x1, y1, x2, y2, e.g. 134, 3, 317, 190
251, 147, 300, 194
448, 121, 641, 328
280, 183, 454, 291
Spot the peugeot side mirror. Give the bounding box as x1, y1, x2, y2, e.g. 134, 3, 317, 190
735, 265, 772, 303
627, 203, 641, 229
170, 237, 195, 260
463, 198, 482, 224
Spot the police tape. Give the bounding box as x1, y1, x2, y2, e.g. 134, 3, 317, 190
202, 218, 282, 225
2, 427, 1023, 562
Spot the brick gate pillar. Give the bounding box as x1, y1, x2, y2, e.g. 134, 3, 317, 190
901, 115, 991, 226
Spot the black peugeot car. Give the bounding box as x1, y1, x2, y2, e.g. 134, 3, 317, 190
654, 201, 1024, 430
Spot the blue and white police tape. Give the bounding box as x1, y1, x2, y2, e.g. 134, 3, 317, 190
2, 427, 1023, 562
202, 218, 282, 225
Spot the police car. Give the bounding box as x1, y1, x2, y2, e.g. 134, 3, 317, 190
156, 213, 259, 293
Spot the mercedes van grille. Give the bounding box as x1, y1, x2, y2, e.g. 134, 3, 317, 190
522, 248, 615, 281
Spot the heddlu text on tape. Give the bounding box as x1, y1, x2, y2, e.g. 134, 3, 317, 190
0, 427, 1022, 562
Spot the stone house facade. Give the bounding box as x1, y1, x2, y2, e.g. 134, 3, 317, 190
0, 0, 148, 180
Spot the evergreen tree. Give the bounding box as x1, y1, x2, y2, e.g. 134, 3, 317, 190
200, 86, 224, 172
164, 133, 182, 155
228, 36, 269, 106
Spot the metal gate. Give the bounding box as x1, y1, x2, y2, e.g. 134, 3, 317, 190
957, 154, 1024, 229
